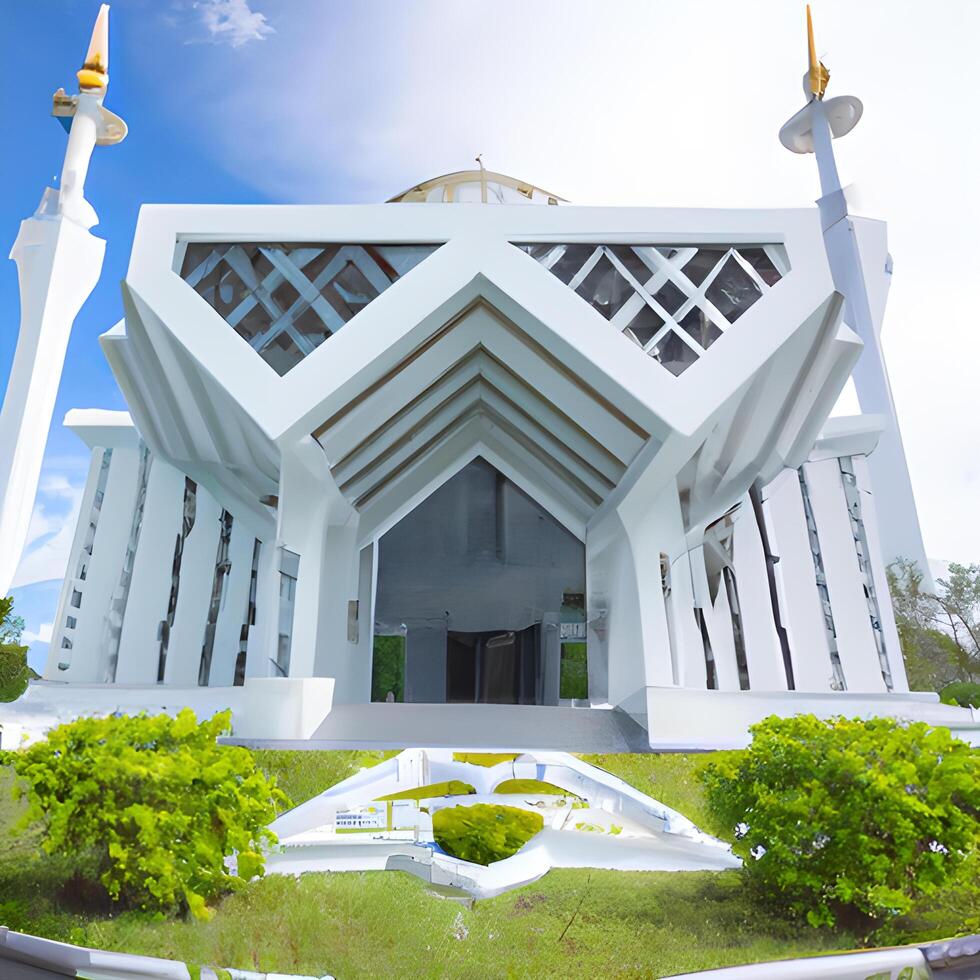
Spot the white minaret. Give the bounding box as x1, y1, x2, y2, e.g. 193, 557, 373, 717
779, 5, 932, 586
0, 5, 127, 597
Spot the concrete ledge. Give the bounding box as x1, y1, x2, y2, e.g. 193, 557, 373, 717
235, 677, 335, 740
645, 686, 980, 751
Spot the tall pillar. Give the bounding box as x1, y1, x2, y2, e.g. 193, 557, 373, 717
0, 6, 126, 596
779, 7, 931, 584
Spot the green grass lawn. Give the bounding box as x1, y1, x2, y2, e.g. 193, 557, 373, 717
0, 751, 974, 979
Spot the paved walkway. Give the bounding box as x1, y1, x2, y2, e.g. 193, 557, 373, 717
226, 702, 652, 752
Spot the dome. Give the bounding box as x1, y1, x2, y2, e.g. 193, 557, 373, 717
388, 169, 567, 205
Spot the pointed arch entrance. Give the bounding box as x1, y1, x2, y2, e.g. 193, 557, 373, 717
372, 457, 586, 705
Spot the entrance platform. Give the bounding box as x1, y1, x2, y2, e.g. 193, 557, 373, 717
225, 702, 652, 753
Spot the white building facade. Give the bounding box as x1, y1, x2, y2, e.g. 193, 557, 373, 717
34, 173, 976, 749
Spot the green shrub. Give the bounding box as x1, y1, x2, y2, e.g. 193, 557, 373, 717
0, 645, 29, 703
699, 714, 980, 932
5, 709, 288, 919
940, 681, 980, 708
0, 596, 28, 704
433, 803, 542, 865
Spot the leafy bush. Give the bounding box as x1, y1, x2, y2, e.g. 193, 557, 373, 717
0, 645, 29, 703
0, 596, 28, 703
940, 681, 980, 708
700, 714, 980, 931
3, 709, 288, 919
433, 803, 542, 865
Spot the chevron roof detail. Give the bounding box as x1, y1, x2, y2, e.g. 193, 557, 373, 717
313, 300, 652, 536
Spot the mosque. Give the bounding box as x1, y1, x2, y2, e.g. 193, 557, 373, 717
1, 6, 976, 749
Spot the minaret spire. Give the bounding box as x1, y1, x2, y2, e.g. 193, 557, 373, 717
51, 3, 127, 228
779, 5, 933, 586
0, 5, 127, 598
806, 4, 829, 100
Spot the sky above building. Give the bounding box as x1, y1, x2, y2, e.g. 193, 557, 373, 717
1, 0, 977, 668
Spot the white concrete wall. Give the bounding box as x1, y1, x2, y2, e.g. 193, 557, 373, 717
58, 444, 142, 683
163, 487, 221, 686
731, 496, 787, 691
114, 460, 186, 684
758, 469, 837, 691
802, 458, 887, 693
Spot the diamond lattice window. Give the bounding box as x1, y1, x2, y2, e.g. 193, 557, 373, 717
514, 243, 787, 376
179, 243, 441, 375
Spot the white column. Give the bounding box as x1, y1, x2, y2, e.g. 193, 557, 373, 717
63, 444, 141, 683
689, 546, 741, 692
803, 458, 887, 692
114, 459, 185, 684
163, 487, 221, 686
732, 497, 787, 691
46, 448, 108, 679
245, 537, 279, 679
758, 468, 836, 691
851, 454, 909, 692
275, 436, 356, 683
207, 522, 256, 687
0, 213, 105, 596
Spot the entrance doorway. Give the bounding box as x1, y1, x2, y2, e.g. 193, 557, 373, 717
446, 625, 540, 704
373, 458, 586, 705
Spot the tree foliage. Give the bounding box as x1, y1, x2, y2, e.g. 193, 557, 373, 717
3, 709, 289, 919
940, 681, 980, 708
433, 803, 543, 865
0, 596, 29, 704
700, 714, 980, 931
934, 562, 980, 682
888, 559, 976, 691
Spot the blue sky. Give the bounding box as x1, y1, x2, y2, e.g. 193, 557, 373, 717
2, 0, 979, 670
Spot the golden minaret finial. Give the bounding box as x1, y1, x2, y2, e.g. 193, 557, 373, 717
77, 4, 110, 92
806, 5, 830, 100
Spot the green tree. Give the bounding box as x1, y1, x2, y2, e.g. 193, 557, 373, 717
935, 562, 980, 682
3, 709, 289, 919
700, 714, 980, 934
888, 560, 970, 691
0, 596, 29, 703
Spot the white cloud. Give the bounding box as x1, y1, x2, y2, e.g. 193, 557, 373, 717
22, 623, 52, 645
11, 463, 86, 590
193, 0, 274, 47
147, 0, 980, 563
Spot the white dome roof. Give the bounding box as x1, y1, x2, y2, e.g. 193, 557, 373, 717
388, 170, 567, 205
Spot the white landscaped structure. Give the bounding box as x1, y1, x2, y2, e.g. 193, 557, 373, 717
2, 9, 978, 750
257, 749, 740, 898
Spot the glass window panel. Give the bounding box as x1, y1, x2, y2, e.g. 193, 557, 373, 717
650, 330, 700, 377
607, 245, 653, 286
293, 306, 332, 346
682, 247, 728, 286
179, 243, 440, 376
652, 279, 687, 315
325, 260, 380, 321
624, 304, 665, 348
705, 256, 763, 322
259, 331, 305, 375
574, 254, 635, 320
678, 307, 723, 349
738, 247, 783, 286
271, 277, 301, 316
548, 244, 596, 284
